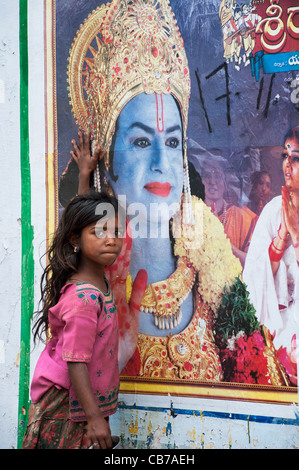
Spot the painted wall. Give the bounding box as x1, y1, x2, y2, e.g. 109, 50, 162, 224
0, 0, 298, 449
111, 394, 299, 449
0, 0, 45, 448
0, 0, 21, 448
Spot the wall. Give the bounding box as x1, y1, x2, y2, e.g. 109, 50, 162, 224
0, 0, 21, 447
0, 0, 45, 448
110, 394, 299, 449
0, 0, 298, 449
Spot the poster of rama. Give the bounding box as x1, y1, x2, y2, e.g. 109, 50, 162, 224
45, 0, 299, 401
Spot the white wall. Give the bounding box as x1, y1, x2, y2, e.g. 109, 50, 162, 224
0, 0, 45, 448
0, 0, 21, 449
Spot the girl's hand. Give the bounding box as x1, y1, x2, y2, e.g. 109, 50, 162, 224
82, 411, 112, 449
67, 362, 113, 449
70, 131, 101, 175
105, 221, 147, 371
70, 131, 104, 194
281, 186, 299, 243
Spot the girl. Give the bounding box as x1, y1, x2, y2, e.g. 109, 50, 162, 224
22, 191, 146, 449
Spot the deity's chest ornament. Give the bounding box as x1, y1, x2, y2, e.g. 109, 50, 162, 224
140, 256, 196, 330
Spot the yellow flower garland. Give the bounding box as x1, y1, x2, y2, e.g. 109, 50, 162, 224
126, 196, 242, 315
173, 197, 242, 314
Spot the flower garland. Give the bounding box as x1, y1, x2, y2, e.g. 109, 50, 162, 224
125, 196, 289, 384
213, 276, 290, 385
219, 330, 270, 384
173, 196, 242, 313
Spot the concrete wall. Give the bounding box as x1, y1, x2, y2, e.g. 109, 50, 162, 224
0, 0, 21, 447
0, 0, 45, 448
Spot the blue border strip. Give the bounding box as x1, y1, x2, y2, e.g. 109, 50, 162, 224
118, 403, 299, 427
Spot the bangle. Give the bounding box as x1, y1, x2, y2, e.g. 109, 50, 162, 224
272, 242, 284, 252
277, 224, 289, 242
269, 241, 284, 262
277, 231, 287, 242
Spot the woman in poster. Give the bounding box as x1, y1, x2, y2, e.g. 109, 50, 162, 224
61, 0, 286, 385
200, 159, 256, 268
248, 170, 272, 216
243, 127, 299, 385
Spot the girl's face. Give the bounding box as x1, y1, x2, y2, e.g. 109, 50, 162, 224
282, 137, 299, 192
255, 174, 271, 202
78, 216, 123, 268
201, 164, 225, 203
108, 93, 184, 222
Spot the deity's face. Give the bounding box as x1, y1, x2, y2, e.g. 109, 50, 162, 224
201, 163, 226, 203
282, 136, 299, 192
108, 93, 184, 226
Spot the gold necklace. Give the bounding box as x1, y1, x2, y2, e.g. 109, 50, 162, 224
139, 256, 195, 330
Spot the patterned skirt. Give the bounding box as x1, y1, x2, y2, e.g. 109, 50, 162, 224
22, 386, 87, 449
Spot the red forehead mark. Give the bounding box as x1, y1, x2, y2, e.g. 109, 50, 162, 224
155, 93, 164, 133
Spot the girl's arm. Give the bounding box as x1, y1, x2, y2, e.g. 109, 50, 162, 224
67, 362, 112, 449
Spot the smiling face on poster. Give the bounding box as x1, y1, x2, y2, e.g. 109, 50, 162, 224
47, 0, 299, 400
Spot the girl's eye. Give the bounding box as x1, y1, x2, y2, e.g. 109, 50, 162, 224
133, 137, 151, 148
95, 229, 105, 238
115, 229, 124, 238
166, 137, 180, 149
293, 156, 299, 163
282, 153, 288, 160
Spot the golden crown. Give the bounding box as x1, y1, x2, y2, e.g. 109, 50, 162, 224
67, 0, 191, 170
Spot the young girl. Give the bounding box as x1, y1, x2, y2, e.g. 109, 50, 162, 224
22, 191, 139, 449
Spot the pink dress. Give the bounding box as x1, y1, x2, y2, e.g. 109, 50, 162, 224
30, 281, 119, 421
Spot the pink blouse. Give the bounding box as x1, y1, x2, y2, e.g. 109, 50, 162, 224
30, 282, 119, 421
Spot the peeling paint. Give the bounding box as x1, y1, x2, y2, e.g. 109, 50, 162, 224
165, 421, 172, 437
247, 415, 251, 444
228, 419, 232, 449
13, 353, 19, 368
128, 411, 138, 436
146, 420, 154, 448
111, 400, 299, 449
151, 426, 164, 449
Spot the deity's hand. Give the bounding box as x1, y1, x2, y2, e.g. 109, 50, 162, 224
105, 221, 148, 372
281, 185, 299, 244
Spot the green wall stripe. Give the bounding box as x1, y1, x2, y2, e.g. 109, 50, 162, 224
18, 0, 34, 448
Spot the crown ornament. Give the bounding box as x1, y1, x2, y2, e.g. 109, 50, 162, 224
67, 0, 191, 171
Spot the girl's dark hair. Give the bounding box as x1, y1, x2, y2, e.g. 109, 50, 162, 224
33, 190, 123, 343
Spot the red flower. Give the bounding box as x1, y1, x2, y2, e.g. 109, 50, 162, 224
220, 330, 270, 384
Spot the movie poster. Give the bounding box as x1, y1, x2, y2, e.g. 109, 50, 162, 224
45, 0, 299, 403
